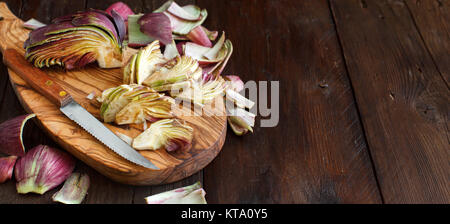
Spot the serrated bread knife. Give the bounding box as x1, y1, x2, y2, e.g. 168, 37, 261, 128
3, 48, 158, 170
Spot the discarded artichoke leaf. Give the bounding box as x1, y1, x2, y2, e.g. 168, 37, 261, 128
154, 1, 202, 21
186, 26, 212, 47
15, 145, 75, 194
184, 42, 211, 60
52, 172, 90, 204
0, 114, 36, 157
0, 156, 17, 183
224, 75, 244, 92
138, 13, 173, 45
163, 40, 180, 60
202, 26, 218, 41
204, 32, 225, 60
167, 10, 207, 36
132, 119, 193, 152
115, 93, 174, 125
23, 18, 46, 30
226, 106, 255, 136
145, 181, 207, 204
210, 39, 233, 78
115, 132, 133, 145
169, 3, 202, 21
127, 14, 155, 48
106, 2, 134, 22
134, 40, 166, 85
143, 55, 199, 88
225, 88, 255, 109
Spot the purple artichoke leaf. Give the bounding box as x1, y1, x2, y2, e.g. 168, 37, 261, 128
138, 13, 173, 45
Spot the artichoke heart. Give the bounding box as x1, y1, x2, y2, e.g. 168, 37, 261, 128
132, 119, 193, 152
123, 40, 166, 85
24, 9, 126, 69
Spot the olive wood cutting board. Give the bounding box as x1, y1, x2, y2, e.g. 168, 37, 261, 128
0, 2, 227, 185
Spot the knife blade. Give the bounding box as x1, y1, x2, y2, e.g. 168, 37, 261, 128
3, 48, 159, 170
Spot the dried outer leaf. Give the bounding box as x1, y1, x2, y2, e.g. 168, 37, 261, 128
202, 26, 218, 41
52, 173, 90, 204
138, 13, 173, 45
225, 88, 255, 109
115, 93, 174, 125
127, 14, 155, 48
23, 18, 46, 30
143, 55, 199, 88
163, 40, 180, 60
0, 156, 17, 183
15, 145, 75, 194
145, 181, 207, 204
224, 75, 244, 92
106, 2, 134, 22
134, 40, 166, 85
100, 84, 156, 122
132, 119, 193, 152
0, 114, 36, 157
186, 26, 212, 47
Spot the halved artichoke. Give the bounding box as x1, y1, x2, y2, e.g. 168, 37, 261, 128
142, 55, 201, 88
99, 84, 156, 123
172, 76, 226, 106
123, 40, 166, 85
132, 119, 193, 152
24, 9, 126, 69
115, 94, 174, 125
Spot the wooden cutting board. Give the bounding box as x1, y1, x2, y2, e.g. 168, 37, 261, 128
0, 2, 227, 185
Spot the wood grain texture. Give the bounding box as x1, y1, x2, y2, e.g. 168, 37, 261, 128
199, 0, 382, 203
0, 2, 227, 186
330, 0, 450, 203
405, 0, 450, 84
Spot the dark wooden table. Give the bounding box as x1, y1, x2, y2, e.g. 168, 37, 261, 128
0, 0, 448, 204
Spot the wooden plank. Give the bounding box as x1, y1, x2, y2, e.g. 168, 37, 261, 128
21, 0, 86, 23
198, 0, 381, 203
405, 0, 450, 84
86, 0, 144, 14
330, 0, 450, 203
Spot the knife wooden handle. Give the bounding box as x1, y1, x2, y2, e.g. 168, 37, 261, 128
2, 49, 73, 107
